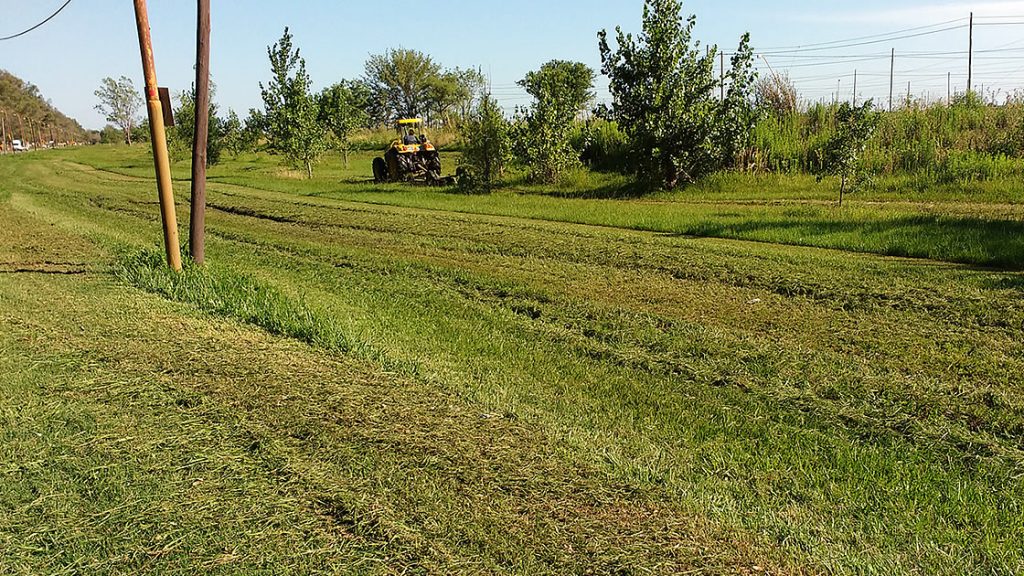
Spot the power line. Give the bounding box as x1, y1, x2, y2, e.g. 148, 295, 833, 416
757, 24, 968, 55
753, 17, 967, 51
0, 0, 73, 42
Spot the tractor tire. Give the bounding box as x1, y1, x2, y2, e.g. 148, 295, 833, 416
425, 151, 442, 173
372, 157, 388, 183
386, 153, 401, 180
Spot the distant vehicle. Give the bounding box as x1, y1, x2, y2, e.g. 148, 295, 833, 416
11, 139, 28, 152
371, 118, 447, 185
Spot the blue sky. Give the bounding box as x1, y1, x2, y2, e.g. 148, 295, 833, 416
2, 0, 1023, 129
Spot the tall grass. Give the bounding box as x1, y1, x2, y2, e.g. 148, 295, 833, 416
749, 93, 1024, 185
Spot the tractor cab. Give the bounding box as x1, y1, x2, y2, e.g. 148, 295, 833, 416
392, 118, 433, 152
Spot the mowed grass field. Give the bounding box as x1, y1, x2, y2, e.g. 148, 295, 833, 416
1, 146, 1022, 575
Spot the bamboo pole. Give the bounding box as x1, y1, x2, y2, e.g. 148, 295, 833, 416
133, 0, 182, 271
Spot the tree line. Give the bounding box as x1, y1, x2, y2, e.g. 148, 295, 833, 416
93, 32, 488, 176
1, 70, 86, 146
91, 0, 899, 196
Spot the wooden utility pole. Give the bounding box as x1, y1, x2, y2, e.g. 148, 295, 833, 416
889, 49, 895, 111
719, 51, 725, 101
947, 72, 951, 105
968, 12, 974, 96
1, 110, 7, 154
853, 70, 858, 106
190, 0, 211, 265
133, 0, 182, 272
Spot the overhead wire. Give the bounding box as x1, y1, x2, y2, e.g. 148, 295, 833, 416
756, 24, 968, 55
0, 0, 73, 42
752, 17, 967, 51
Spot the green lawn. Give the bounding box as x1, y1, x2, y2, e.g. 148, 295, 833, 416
1, 146, 1022, 574
60, 145, 1024, 268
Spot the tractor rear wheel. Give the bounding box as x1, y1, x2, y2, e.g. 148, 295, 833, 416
372, 157, 388, 183
425, 151, 442, 173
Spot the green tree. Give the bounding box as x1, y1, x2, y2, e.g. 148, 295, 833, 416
459, 93, 511, 191
451, 68, 487, 121
516, 60, 595, 183
99, 124, 123, 144
598, 0, 757, 188
169, 85, 227, 166
424, 67, 486, 126
259, 27, 327, 178
364, 49, 441, 122
94, 76, 142, 146
814, 100, 880, 206
318, 80, 371, 167
220, 110, 247, 157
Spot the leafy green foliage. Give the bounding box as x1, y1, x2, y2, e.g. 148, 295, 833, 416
317, 80, 371, 167
258, 28, 327, 178
169, 86, 229, 166
814, 100, 880, 205
572, 120, 630, 172
598, 0, 757, 189
514, 60, 595, 183
98, 125, 123, 145
220, 110, 252, 158
364, 49, 441, 122
363, 50, 483, 126
94, 76, 142, 146
459, 93, 512, 191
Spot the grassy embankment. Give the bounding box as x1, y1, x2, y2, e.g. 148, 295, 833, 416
1, 146, 1022, 574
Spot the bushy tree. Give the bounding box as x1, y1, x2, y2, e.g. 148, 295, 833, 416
515, 60, 595, 183
131, 119, 151, 144
99, 124, 123, 144
318, 80, 371, 167
94, 76, 142, 145
170, 85, 228, 165
364, 49, 441, 122
363, 52, 486, 126
425, 67, 486, 126
459, 93, 511, 191
259, 27, 327, 178
598, 0, 757, 188
450, 68, 487, 121
220, 110, 247, 157
814, 100, 879, 206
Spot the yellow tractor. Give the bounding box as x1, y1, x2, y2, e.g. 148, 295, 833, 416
372, 118, 446, 185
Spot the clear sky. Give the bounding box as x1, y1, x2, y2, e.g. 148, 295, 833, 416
2, 0, 1023, 129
